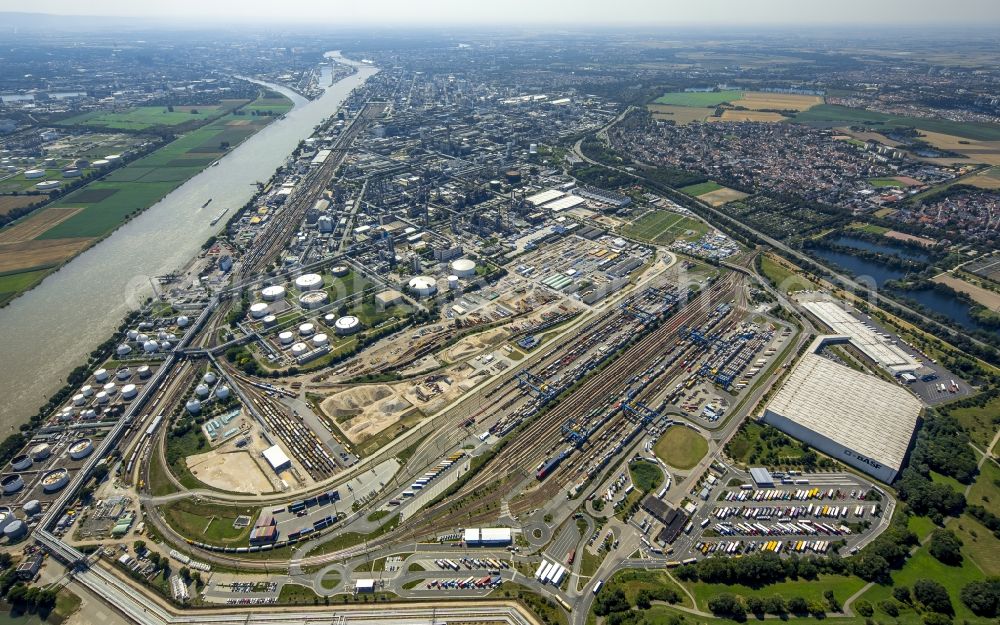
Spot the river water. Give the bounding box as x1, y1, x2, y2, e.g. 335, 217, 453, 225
0, 53, 376, 432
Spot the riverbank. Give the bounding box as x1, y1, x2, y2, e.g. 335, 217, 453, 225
0, 52, 376, 433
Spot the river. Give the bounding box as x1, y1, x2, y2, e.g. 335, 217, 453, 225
0, 52, 377, 432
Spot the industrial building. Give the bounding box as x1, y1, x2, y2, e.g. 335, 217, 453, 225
801, 300, 921, 374
262, 445, 292, 473
463, 527, 512, 546
762, 337, 923, 483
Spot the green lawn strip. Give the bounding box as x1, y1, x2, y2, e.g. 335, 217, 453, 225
680, 181, 725, 197
277, 582, 322, 604
604, 568, 694, 609
685, 575, 866, 613
654, 91, 744, 108
160, 498, 256, 545
759, 255, 818, 292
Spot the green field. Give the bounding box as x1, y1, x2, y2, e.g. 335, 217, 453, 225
654, 90, 745, 108
653, 426, 708, 470
0, 268, 52, 306
56, 104, 232, 131
630, 460, 665, 492
622, 211, 709, 245
869, 177, 905, 188
793, 104, 1000, 141
687, 575, 867, 612
759, 255, 819, 292
679, 181, 725, 196
848, 222, 890, 235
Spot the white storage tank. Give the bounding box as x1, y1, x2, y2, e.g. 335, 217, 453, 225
334, 315, 361, 335
95, 391, 109, 404
215, 386, 231, 400
69, 439, 94, 460
137, 365, 151, 379
24, 168, 45, 179
448, 275, 459, 290
186, 399, 202, 414
22, 500, 41, 517
408, 276, 437, 298
127, 330, 139, 340
81, 385, 93, 397
121, 384, 138, 400
103, 382, 117, 395
249, 302, 269, 319
298, 322, 315, 336
143, 340, 158, 353
137, 333, 149, 342
0, 508, 14, 534
312, 333, 329, 347
450, 258, 476, 278
3, 520, 26, 541
299, 291, 329, 309
72, 393, 85, 406
82, 409, 97, 420
42, 468, 69, 493
9, 455, 31, 472
203, 372, 217, 385
323, 313, 336, 324
290, 342, 308, 357
116, 344, 132, 356
195, 384, 210, 398
117, 368, 132, 380
262, 314, 277, 327
295, 273, 323, 291
261, 285, 286, 301
278, 331, 294, 345
94, 368, 109, 383
30, 444, 51, 461
331, 265, 349, 277
1, 475, 23, 495
176, 315, 190, 327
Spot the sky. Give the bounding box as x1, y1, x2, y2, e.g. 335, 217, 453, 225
14, 0, 1000, 27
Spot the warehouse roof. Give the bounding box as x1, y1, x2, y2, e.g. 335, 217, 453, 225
526, 189, 565, 207
262, 445, 291, 471
801, 301, 920, 373
543, 195, 586, 212
765, 353, 921, 473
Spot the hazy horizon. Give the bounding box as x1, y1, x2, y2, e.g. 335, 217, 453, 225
8, 0, 1000, 27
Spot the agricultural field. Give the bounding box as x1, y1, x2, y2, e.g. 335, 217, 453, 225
654, 90, 745, 107
647, 104, 711, 125
0, 194, 45, 216
712, 110, 787, 123
730, 92, 824, 112
679, 181, 724, 196
847, 222, 890, 235
55, 103, 234, 131
622, 210, 709, 245
679, 180, 748, 206
965, 166, 1000, 190
932, 273, 1000, 311
912, 131, 1000, 166
758, 255, 819, 293
868, 177, 906, 188
793, 104, 1000, 142
0, 92, 292, 304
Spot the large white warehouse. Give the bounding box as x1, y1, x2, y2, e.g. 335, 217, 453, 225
762, 337, 923, 483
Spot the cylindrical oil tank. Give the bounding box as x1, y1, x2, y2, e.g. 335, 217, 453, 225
4, 520, 26, 541
127, 329, 139, 340
22, 500, 41, 517
137, 365, 151, 379
278, 331, 294, 345
42, 468, 69, 493
1, 475, 23, 494
142, 340, 159, 352
72, 394, 85, 406
312, 333, 329, 347
294, 273, 323, 291
0, 508, 14, 533
30, 444, 51, 461
450, 258, 476, 277
81, 385, 93, 397
82, 409, 96, 419
331, 265, 349, 277
299, 291, 329, 310
261, 285, 286, 301
290, 342, 308, 357
262, 314, 277, 327
176, 315, 190, 327
448, 275, 459, 290
69, 439, 94, 460
94, 368, 109, 383
334, 315, 361, 335
121, 384, 138, 400
9, 455, 31, 471
249, 302, 269, 319
298, 322, 315, 336
95, 391, 109, 404
116, 344, 132, 356
117, 368, 132, 380
103, 382, 117, 395
408, 276, 437, 298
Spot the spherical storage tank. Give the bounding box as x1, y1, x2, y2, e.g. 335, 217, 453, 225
334, 315, 361, 335
4, 520, 27, 541
10, 455, 31, 471
0, 475, 22, 495
298, 322, 315, 337
450, 258, 476, 278
299, 291, 329, 310
408, 276, 437, 298
186, 399, 201, 414
69, 439, 94, 460
116, 344, 132, 356
30, 444, 51, 461
331, 265, 349, 277
42, 468, 69, 493
195, 384, 210, 398
121, 384, 138, 400
278, 331, 294, 345
261, 285, 286, 301
249, 302, 269, 319
143, 340, 159, 353
312, 333, 329, 347
290, 342, 308, 357
294, 273, 323, 291
203, 372, 217, 385
176, 315, 190, 327
215, 386, 230, 400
